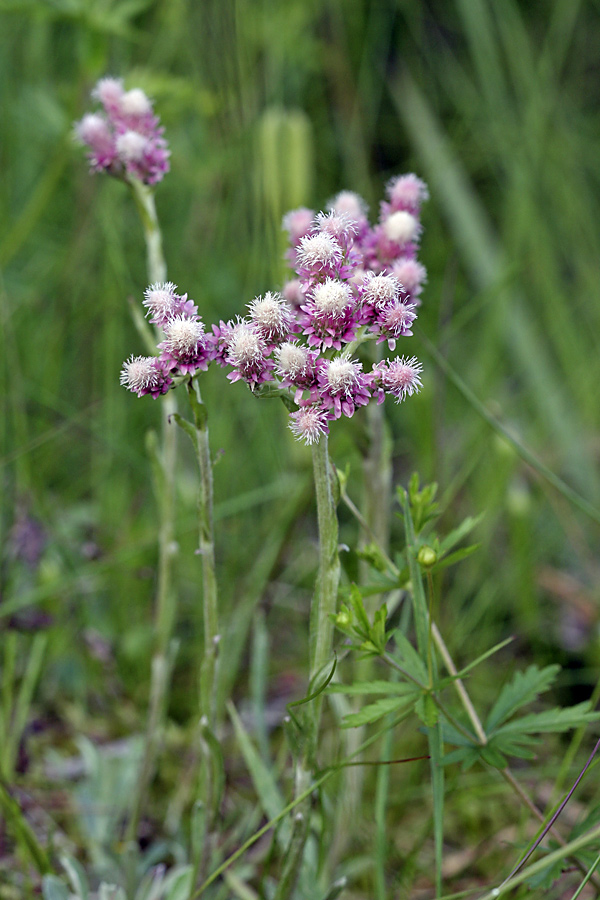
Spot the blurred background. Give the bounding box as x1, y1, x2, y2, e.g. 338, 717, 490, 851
2, 0, 600, 893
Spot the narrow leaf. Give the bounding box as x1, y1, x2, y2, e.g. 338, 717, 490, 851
327, 680, 417, 697
342, 696, 414, 728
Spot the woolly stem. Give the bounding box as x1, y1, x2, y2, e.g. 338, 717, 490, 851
127, 178, 179, 840
187, 379, 219, 729
275, 435, 340, 900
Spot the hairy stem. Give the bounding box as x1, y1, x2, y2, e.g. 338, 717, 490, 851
275, 436, 340, 900
127, 178, 179, 840
187, 380, 219, 729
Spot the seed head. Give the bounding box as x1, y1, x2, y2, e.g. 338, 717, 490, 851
327, 190, 368, 223
377, 356, 423, 402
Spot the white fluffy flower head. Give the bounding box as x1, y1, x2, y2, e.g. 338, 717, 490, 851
276, 342, 309, 379
383, 210, 419, 245
326, 355, 362, 394
119, 88, 152, 118
120, 355, 159, 392
116, 130, 148, 162
312, 279, 352, 318
363, 273, 401, 309
248, 292, 292, 341
163, 316, 204, 354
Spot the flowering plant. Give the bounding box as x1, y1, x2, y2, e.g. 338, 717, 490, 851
121, 176, 428, 446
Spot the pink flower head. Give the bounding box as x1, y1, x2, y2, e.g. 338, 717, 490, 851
371, 302, 418, 348
282, 278, 306, 311
275, 341, 318, 392
74, 114, 117, 171
226, 320, 274, 387
120, 355, 172, 398
392, 257, 427, 301
289, 405, 330, 445
301, 278, 358, 350
143, 282, 197, 326
314, 211, 358, 252
247, 291, 294, 345
76, 78, 170, 185
384, 173, 429, 215
92, 78, 124, 116
282, 207, 315, 246
372, 356, 423, 403
327, 190, 369, 227
358, 271, 402, 323
296, 232, 344, 279
315, 354, 371, 419
159, 315, 209, 374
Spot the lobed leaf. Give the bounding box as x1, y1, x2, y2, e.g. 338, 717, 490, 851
485, 664, 560, 732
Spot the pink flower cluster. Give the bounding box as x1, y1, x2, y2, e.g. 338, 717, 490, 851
74, 78, 170, 185
121, 175, 427, 445
120, 283, 210, 397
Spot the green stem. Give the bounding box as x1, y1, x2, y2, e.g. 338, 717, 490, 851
275, 436, 341, 900
309, 435, 341, 705
187, 380, 219, 729
126, 178, 179, 840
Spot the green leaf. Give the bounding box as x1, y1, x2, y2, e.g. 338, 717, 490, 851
485, 664, 560, 732
493, 701, 600, 736
438, 513, 484, 556
342, 696, 415, 728
227, 701, 289, 848
452, 637, 514, 679
172, 412, 197, 445
327, 680, 417, 696
441, 746, 479, 767
60, 855, 89, 900
42, 877, 70, 900
348, 584, 371, 634
163, 866, 194, 900
431, 544, 481, 572
480, 745, 508, 769
391, 629, 428, 684
415, 693, 439, 727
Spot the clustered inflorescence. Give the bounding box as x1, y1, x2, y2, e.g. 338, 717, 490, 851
74, 78, 170, 185
120, 177, 427, 444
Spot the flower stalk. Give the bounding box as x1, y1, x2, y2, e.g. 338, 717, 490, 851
186, 378, 219, 728
126, 177, 180, 840
275, 435, 340, 900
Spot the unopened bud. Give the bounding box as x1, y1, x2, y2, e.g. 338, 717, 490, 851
417, 545, 437, 568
